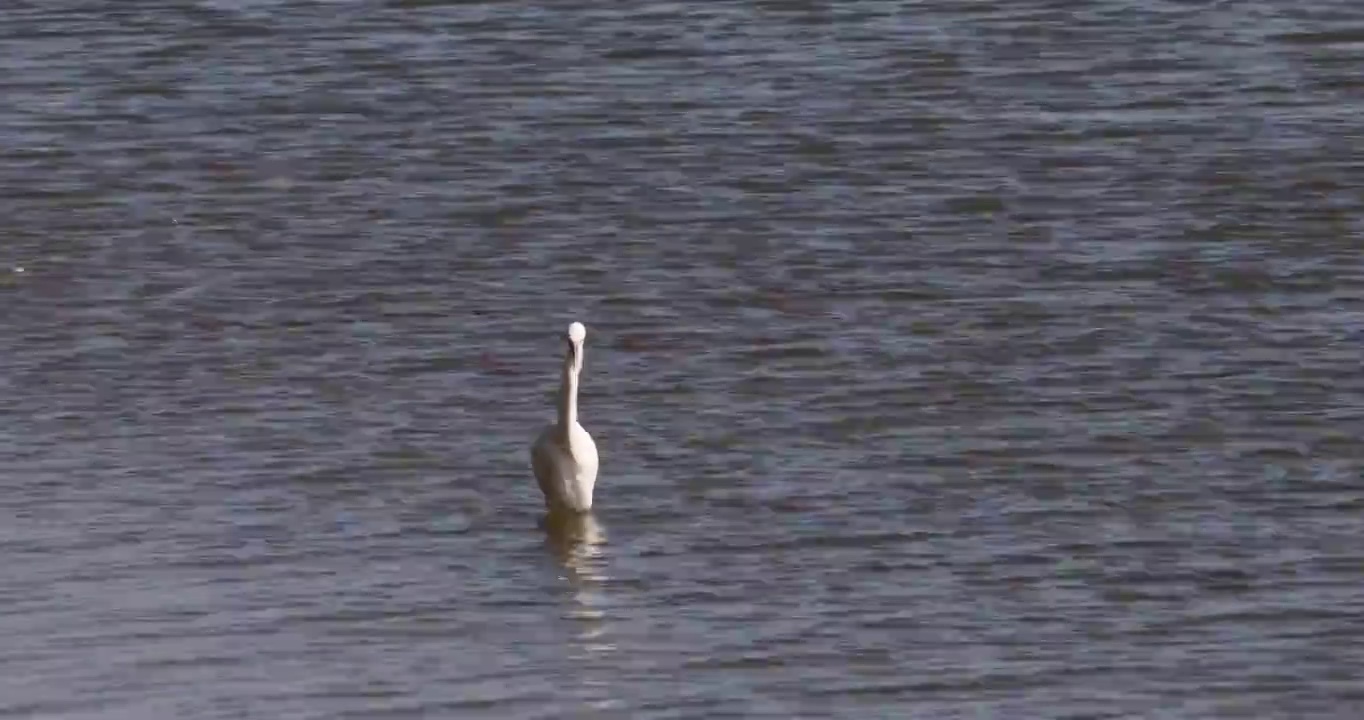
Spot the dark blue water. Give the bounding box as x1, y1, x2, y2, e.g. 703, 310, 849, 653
2, 2, 1361, 717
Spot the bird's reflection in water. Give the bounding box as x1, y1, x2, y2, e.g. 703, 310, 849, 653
541, 511, 614, 658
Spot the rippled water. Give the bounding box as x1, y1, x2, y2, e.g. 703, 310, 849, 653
2, 2, 1362, 717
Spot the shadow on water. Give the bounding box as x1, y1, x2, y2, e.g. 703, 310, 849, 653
541, 510, 607, 564
540, 511, 614, 655
540, 510, 620, 711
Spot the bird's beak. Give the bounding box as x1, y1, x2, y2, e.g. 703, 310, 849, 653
566, 338, 579, 369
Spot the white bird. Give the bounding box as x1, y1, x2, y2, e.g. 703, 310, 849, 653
531, 321, 600, 513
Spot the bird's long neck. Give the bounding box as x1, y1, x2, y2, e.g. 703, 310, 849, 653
557, 364, 579, 429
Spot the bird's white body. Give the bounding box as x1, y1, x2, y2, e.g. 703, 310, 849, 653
532, 422, 598, 512
531, 322, 599, 513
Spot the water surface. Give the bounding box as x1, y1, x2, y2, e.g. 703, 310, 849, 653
1, 1, 1361, 717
